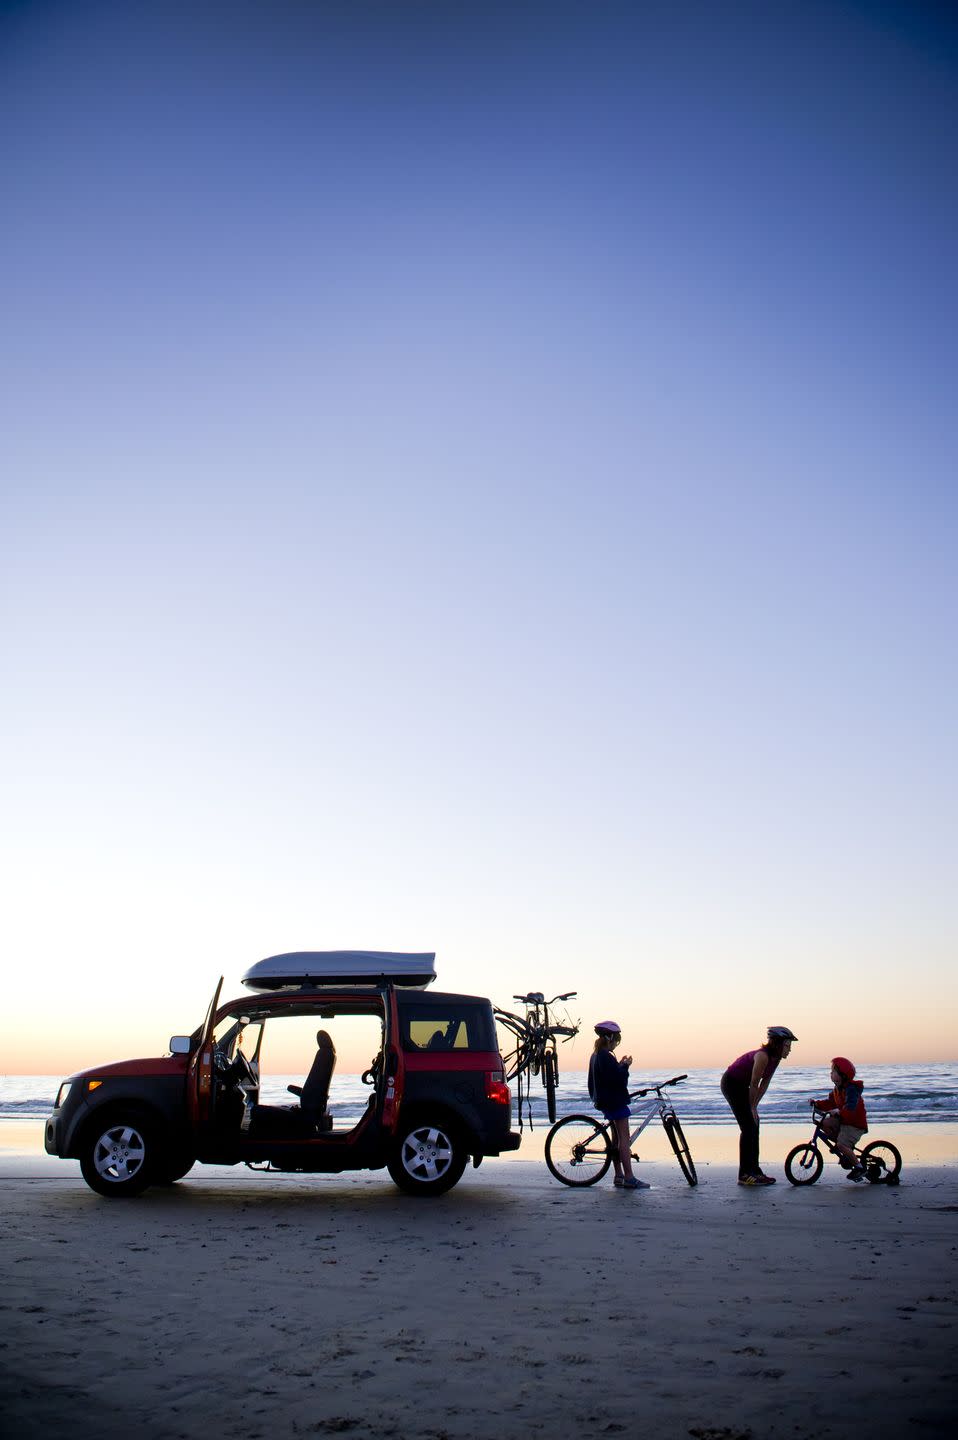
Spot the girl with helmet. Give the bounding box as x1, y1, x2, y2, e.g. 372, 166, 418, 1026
587, 1021, 650, 1190
720, 1026, 797, 1186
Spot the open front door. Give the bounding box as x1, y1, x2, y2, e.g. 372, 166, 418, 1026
188, 976, 224, 1131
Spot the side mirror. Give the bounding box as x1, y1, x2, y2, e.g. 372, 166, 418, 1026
169, 1035, 192, 1056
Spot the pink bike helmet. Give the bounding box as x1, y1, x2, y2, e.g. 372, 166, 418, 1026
594, 1020, 621, 1036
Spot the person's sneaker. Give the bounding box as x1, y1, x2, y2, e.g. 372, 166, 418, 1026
738, 1173, 775, 1186
846, 1165, 865, 1182
622, 1176, 650, 1189
613, 1175, 625, 1187
756, 1171, 778, 1184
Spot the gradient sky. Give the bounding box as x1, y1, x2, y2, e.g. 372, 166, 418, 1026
2, 0, 956, 1076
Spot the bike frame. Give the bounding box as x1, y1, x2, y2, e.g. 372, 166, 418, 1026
804, 1109, 865, 1165
617, 1083, 681, 1155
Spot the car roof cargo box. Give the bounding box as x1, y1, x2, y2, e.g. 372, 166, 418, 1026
241, 950, 437, 991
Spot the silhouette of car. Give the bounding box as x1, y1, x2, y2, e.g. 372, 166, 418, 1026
45, 951, 519, 1198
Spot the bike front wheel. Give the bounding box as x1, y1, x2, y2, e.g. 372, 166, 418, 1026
663, 1113, 697, 1186
785, 1143, 824, 1186
545, 1114, 612, 1187
543, 1051, 557, 1124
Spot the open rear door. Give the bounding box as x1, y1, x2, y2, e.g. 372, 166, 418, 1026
188, 976, 224, 1131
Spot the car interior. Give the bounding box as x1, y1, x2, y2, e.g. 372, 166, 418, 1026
210, 1004, 385, 1141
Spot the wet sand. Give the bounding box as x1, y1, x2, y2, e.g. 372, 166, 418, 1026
1, 1123, 956, 1439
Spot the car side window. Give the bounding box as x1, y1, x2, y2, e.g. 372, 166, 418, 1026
400, 1006, 495, 1052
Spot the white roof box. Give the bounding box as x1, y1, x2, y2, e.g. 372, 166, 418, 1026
241, 950, 437, 991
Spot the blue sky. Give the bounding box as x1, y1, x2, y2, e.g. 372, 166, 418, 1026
2, 1, 955, 1072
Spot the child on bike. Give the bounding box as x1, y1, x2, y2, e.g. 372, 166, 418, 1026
810, 1057, 868, 1181
588, 1021, 649, 1190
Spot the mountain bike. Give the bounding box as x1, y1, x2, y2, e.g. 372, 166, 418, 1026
494, 991, 579, 1125
784, 1108, 902, 1186
545, 1074, 697, 1187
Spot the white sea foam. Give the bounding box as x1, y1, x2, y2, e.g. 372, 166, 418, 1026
3, 1062, 955, 1124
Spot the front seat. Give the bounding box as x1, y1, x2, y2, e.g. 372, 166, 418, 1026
287, 1029, 336, 1132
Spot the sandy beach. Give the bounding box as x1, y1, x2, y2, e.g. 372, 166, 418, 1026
2, 1122, 956, 1440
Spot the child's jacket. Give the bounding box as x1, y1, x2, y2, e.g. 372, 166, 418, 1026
814, 1080, 867, 1131
588, 1050, 630, 1113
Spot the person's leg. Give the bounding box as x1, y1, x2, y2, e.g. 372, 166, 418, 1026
822, 1114, 852, 1166
614, 1117, 634, 1180
610, 1121, 623, 1179
743, 1109, 760, 1176
837, 1125, 865, 1174
722, 1075, 758, 1177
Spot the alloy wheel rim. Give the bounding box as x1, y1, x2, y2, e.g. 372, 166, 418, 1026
400, 1125, 453, 1182
93, 1124, 146, 1182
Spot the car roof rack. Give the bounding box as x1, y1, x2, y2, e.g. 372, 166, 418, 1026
241, 950, 436, 991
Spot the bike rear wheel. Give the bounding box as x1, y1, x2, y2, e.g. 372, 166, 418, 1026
543, 1051, 557, 1124
662, 1113, 697, 1186
785, 1143, 824, 1186
860, 1140, 902, 1184
545, 1114, 612, 1187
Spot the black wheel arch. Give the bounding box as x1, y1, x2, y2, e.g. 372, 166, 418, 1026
73, 1098, 174, 1159
395, 1101, 476, 1152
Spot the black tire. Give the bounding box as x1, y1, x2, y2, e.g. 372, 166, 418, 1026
387, 1119, 468, 1197
79, 1113, 157, 1197
543, 1051, 557, 1124
785, 1142, 824, 1186
860, 1140, 903, 1184
663, 1113, 697, 1186
545, 1114, 612, 1187
155, 1153, 196, 1185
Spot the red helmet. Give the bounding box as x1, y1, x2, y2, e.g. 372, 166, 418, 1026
831, 1056, 856, 1081
594, 1020, 621, 1036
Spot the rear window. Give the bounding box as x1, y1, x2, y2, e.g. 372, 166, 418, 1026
399, 1003, 496, 1053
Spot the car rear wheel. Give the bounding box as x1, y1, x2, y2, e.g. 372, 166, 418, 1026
387, 1119, 468, 1196
79, 1114, 157, 1197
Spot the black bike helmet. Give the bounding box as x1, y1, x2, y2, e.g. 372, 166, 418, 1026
767, 1026, 798, 1042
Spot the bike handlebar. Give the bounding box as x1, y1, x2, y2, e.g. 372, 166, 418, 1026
511, 990, 577, 1006
629, 1073, 688, 1099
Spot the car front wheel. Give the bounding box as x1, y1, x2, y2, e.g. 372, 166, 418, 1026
79, 1115, 157, 1197
387, 1119, 468, 1196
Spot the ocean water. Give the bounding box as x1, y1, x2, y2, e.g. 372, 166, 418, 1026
3, 1062, 955, 1128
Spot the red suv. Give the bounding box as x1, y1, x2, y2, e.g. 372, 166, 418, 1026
44, 951, 520, 1198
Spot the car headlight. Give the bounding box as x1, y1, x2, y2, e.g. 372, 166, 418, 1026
55, 1082, 71, 1108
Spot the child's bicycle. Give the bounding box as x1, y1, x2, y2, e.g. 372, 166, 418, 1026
784, 1107, 902, 1186
544, 1074, 697, 1187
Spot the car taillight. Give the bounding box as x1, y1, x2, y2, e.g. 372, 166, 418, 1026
485, 1071, 511, 1105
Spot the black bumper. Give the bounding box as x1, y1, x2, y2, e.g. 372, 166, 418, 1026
486, 1130, 522, 1154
